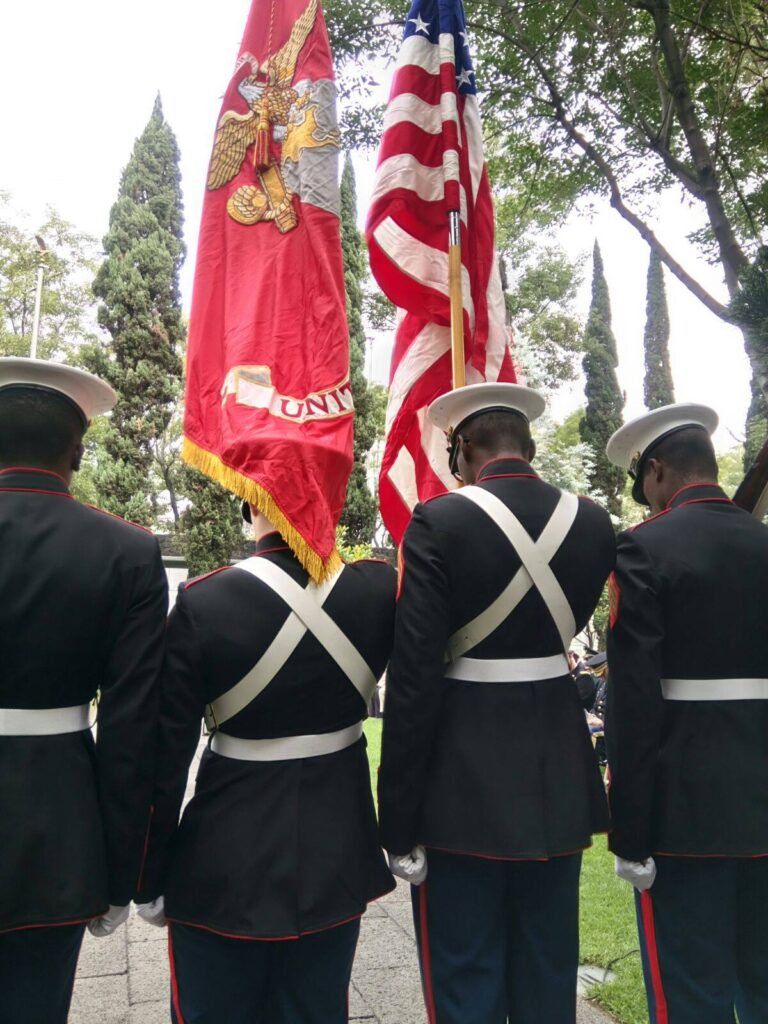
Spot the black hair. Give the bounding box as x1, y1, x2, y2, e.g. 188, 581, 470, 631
461, 409, 532, 454
0, 387, 85, 467
650, 425, 718, 481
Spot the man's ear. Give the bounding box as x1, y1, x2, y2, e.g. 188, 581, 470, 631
645, 457, 663, 486
72, 443, 85, 473
528, 438, 537, 463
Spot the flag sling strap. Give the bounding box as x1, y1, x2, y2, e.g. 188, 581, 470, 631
447, 488, 579, 661
205, 564, 346, 729
206, 559, 376, 730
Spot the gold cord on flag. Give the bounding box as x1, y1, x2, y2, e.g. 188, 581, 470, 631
183, 438, 343, 582
254, 0, 278, 169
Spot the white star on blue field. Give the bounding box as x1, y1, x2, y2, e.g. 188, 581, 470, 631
403, 0, 477, 95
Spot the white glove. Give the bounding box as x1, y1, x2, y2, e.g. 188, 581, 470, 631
388, 845, 428, 886
88, 904, 130, 937
615, 856, 657, 891
136, 896, 167, 928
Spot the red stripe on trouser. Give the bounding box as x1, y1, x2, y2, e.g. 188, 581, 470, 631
640, 891, 669, 1024
168, 928, 186, 1024
417, 884, 438, 1024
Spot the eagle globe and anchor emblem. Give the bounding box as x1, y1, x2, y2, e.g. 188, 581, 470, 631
206, 0, 340, 233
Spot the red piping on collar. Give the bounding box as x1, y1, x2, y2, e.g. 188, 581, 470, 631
479, 473, 539, 482
0, 486, 72, 498
676, 497, 733, 509
630, 508, 672, 532
476, 455, 531, 478
666, 481, 720, 508
256, 545, 291, 556
0, 467, 67, 482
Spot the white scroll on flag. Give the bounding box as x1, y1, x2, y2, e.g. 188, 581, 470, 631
366, 0, 517, 544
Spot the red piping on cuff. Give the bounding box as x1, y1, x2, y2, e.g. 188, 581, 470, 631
0, 913, 104, 935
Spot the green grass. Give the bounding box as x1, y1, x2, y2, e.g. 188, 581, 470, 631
363, 718, 382, 800
580, 837, 649, 1023
364, 718, 648, 1023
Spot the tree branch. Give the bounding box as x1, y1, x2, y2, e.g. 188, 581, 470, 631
496, 13, 732, 321
640, 0, 748, 293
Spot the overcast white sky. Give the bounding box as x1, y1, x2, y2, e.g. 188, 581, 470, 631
2, 0, 751, 450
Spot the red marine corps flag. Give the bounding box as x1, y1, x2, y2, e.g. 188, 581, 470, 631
367, 0, 517, 544
183, 0, 351, 580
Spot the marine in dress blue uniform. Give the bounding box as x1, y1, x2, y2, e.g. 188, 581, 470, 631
378, 383, 616, 1024
606, 404, 768, 1024
137, 512, 397, 1024
0, 358, 167, 1024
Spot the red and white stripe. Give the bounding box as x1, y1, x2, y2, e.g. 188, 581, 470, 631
367, 29, 516, 544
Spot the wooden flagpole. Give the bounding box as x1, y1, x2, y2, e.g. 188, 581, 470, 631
448, 210, 465, 389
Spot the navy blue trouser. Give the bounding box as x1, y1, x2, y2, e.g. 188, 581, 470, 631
169, 918, 361, 1024
412, 850, 582, 1024
636, 856, 768, 1024
0, 923, 86, 1024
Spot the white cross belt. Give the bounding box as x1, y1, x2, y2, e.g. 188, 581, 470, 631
210, 721, 364, 762
0, 704, 92, 736
446, 654, 570, 683
662, 678, 768, 701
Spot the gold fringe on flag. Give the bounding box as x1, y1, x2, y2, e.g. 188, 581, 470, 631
182, 437, 342, 582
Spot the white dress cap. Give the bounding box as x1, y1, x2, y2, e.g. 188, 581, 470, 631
0, 357, 116, 424
606, 403, 718, 476
428, 382, 546, 435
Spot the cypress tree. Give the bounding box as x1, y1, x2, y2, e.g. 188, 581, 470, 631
85, 95, 185, 524
579, 241, 625, 518
338, 154, 377, 544
176, 467, 244, 578
643, 250, 675, 409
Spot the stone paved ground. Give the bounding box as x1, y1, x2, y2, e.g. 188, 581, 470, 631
71, 739, 615, 1023
70, 879, 615, 1023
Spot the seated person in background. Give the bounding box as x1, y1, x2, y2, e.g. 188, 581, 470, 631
569, 649, 597, 710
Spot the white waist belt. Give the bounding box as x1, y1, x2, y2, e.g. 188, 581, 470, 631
211, 721, 364, 762
662, 678, 768, 701
0, 704, 92, 736
446, 654, 570, 683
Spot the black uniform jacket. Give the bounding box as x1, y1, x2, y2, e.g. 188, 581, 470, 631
378, 458, 615, 859
606, 483, 768, 862
0, 468, 167, 932
138, 534, 396, 940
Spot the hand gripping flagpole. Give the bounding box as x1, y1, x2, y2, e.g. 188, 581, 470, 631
448, 210, 465, 389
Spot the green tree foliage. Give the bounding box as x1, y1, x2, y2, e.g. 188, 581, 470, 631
535, 409, 597, 497
82, 96, 185, 524
0, 197, 99, 359
718, 445, 746, 497
339, 154, 378, 544
175, 467, 244, 578
325, 0, 768, 397
579, 243, 625, 519
501, 243, 584, 390
643, 250, 675, 410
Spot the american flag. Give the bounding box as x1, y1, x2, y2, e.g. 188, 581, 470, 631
367, 0, 516, 544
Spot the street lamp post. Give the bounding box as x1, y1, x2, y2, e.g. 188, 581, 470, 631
30, 235, 47, 360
